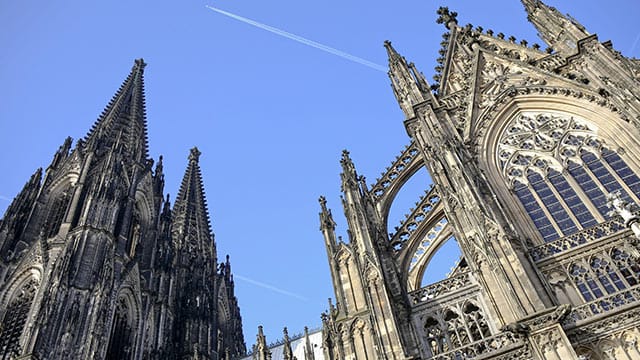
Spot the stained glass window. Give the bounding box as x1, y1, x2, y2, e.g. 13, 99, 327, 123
498, 112, 640, 242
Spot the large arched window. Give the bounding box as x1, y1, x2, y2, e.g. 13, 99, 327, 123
0, 278, 38, 359
498, 112, 640, 242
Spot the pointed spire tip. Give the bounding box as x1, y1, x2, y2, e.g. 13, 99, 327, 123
134, 58, 147, 69
189, 147, 202, 163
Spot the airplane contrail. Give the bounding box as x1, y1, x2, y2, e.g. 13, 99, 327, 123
205, 5, 387, 72
629, 32, 640, 57
234, 274, 309, 301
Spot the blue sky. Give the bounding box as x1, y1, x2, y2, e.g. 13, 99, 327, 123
1, 0, 639, 347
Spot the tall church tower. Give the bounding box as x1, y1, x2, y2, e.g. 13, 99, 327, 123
320, 1, 640, 359
0, 60, 246, 359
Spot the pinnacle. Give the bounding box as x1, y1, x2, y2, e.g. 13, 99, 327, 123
340, 150, 355, 172
436, 7, 458, 28
318, 196, 328, 211
383, 40, 402, 64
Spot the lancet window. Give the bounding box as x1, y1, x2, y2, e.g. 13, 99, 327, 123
0, 278, 38, 359
498, 112, 640, 242
44, 190, 71, 239
106, 298, 133, 360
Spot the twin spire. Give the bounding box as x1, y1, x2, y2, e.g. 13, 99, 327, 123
84, 60, 215, 250
84, 59, 150, 163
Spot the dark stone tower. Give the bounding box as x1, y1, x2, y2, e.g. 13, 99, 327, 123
0, 60, 246, 360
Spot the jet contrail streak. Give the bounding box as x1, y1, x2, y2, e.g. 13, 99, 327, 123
205, 5, 387, 72
629, 32, 640, 57
234, 274, 309, 301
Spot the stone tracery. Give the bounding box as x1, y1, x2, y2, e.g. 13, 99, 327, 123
498, 111, 640, 242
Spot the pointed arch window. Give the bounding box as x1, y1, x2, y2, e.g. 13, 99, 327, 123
498, 112, 640, 242
0, 278, 38, 359
44, 190, 71, 239
106, 298, 133, 360
462, 302, 490, 342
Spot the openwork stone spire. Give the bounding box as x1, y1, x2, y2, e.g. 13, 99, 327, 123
520, 0, 589, 54
84, 59, 150, 162
172, 147, 214, 251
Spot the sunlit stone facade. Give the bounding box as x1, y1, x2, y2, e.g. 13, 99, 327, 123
318, 1, 640, 359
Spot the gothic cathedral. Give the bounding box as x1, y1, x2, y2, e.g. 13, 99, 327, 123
319, 1, 640, 359
0, 59, 245, 359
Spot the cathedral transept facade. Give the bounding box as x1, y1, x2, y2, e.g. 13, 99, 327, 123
318, 1, 640, 359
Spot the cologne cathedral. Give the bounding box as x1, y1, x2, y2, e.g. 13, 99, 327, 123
0, 59, 245, 359
316, 1, 640, 359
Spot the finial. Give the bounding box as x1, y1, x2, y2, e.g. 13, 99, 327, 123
340, 149, 356, 175
341, 149, 351, 162
134, 58, 147, 69
283, 327, 289, 338
189, 147, 201, 163
436, 7, 458, 28
319, 196, 328, 210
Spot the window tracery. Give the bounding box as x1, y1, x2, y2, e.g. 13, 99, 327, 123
498, 112, 640, 242
424, 316, 446, 355
612, 248, 640, 286
421, 301, 490, 357
44, 190, 71, 239
567, 247, 640, 302
0, 278, 38, 359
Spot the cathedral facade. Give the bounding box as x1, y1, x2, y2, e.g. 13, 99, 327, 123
0, 60, 245, 359
319, 1, 640, 359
